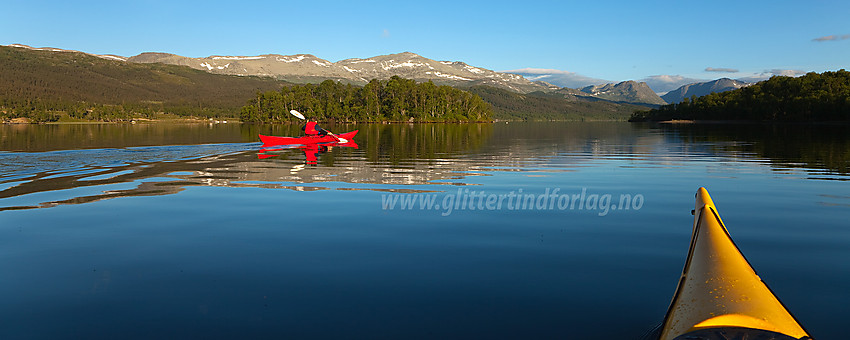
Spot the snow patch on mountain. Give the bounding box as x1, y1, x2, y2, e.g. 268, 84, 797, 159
277, 55, 306, 63
98, 55, 127, 61
312, 60, 332, 67
200, 62, 230, 70
212, 56, 264, 60
426, 71, 472, 81
465, 66, 485, 74
381, 60, 428, 70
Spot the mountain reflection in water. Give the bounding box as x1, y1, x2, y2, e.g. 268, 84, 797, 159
1, 122, 848, 211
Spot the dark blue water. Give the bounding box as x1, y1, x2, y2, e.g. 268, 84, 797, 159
0, 122, 848, 338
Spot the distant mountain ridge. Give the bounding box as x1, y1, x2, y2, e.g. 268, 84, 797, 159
578, 81, 667, 106
661, 78, 750, 104
7, 43, 128, 62
4, 44, 668, 107
125, 50, 668, 106
127, 51, 549, 94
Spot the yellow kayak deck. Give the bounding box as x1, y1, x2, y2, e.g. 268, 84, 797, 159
658, 188, 811, 340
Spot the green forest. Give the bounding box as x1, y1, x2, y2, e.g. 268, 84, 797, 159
240, 76, 492, 123
630, 70, 850, 122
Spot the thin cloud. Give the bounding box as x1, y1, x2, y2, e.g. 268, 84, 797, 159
381, 29, 390, 38
640, 75, 706, 94
705, 67, 739, 73
738, 69, 808, 83
766, 69, 807, 76
503, 68, 610, 88
812, 34, 850, 42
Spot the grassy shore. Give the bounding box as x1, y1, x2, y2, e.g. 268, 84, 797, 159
3, 113, 242, 124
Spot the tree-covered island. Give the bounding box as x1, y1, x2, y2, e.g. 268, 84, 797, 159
240, 76, 492, 123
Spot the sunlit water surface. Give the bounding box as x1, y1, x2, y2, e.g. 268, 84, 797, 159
1, 122, 848, 338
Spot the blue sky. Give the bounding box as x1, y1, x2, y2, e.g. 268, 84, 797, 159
3, 0, 849, 92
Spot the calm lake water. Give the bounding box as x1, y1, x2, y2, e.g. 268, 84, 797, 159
1, 122, 848, 339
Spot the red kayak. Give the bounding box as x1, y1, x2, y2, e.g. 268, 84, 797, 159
259, 130, 359, 147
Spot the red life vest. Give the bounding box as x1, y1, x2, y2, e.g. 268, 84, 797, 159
304, 121, 319, 135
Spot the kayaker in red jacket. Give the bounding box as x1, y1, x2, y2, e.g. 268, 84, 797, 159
302, 118, 328, 137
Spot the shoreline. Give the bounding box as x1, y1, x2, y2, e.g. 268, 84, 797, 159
4, 118, 500, 125
7, 118, 848, 125
642, 119, 850, 125
2, 117, 241, 125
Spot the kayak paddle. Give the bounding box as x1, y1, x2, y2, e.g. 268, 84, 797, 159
289, 109, 305, 120
289, 110, 348, 143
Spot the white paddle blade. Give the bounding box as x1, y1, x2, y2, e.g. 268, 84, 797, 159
289, 110, 305, 120
338, 138, 348, 143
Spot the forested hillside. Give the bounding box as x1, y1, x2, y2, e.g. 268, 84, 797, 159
0, 46, 285, 122
631, 70, 850, 122
467, 86, 646, 121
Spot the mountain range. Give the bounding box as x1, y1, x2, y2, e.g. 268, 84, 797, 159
661, 78, 750, 104
129, 50, 676, 107
126, 51, 550, 94
503, 69, 754, 104
579, 81, 668, 105
8, 44, 670, 106
5, 44, 749, 107
0, 45, 645, 122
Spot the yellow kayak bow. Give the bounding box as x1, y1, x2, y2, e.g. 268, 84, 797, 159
658, 188, 812, 340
